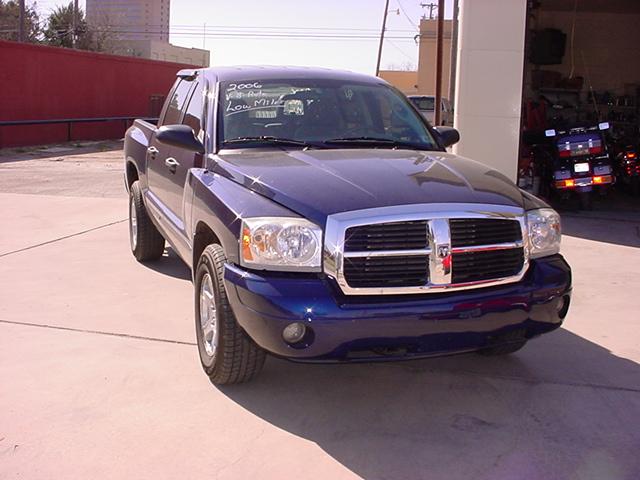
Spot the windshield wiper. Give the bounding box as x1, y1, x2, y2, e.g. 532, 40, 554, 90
323, 136, 428, 149
223, 136, 311, 147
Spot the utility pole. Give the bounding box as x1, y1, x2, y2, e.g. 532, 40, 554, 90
18, 0, 25, 42
434, 0, 444, 126
72, 0, 79, 48
449, 0, 460, 108
375, 0, 390, 77
420, 2, 438, 20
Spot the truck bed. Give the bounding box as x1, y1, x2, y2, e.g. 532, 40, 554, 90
124, 119, 157, 190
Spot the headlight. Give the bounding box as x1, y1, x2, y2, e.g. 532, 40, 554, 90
240, 217, 323, 271
526, 208, 561, 258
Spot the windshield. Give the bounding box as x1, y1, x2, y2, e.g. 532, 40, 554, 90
409, 96, 435, 111
219, 79, 438, 150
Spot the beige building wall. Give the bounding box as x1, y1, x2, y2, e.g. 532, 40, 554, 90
379, 70, 419, 94
86, 0, 171, 42
417, 19, 452, 96
148, 41, 210, 67
118, 40, 210, 67
453, 0, 527, 182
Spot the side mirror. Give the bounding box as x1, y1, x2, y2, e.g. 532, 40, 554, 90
156, 125, 205, 154
435, 126, 460, 148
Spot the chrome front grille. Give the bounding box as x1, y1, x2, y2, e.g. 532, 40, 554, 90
451, 248, 525, 284
450, 218, 522, 247
344, 221, 428, 252
324, 203, 529, 295
343, 254, 429, 288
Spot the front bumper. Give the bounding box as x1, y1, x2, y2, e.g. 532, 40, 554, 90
223, 255, 572, 362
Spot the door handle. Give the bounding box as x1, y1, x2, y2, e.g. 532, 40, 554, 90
165, 157, 180, 173
147, 146, 159, 159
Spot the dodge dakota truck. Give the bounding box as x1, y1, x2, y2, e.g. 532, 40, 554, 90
124, 67, 572, 385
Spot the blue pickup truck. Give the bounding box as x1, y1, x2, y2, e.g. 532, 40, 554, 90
124, 67, 571, 384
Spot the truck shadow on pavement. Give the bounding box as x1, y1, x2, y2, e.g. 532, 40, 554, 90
219, 329, 640, 479
138, 247, 192, 281
561, 214, 640, 248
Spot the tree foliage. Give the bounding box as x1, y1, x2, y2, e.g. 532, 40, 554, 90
0, 0, 41, 42
43, 2, 91, 49
0, 1, 118, 53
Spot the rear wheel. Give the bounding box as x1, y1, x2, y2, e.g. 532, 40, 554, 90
195, 244, 266, 385
578, 191, 593, 210
129, 181, 165, 261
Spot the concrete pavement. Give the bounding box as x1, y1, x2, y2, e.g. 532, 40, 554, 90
0, 145, 639, 479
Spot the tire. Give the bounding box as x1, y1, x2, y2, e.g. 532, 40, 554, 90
194, 244, 266, 385
578, 191, 593, 210
477, 330, 527, 356
129, 181, 165, 262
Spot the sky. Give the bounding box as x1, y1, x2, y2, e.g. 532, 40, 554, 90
31, 0, 454, 75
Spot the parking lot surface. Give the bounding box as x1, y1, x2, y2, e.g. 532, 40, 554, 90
1, 143, 639, 479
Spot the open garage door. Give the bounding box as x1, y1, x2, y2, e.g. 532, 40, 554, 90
520, 0, 640, 210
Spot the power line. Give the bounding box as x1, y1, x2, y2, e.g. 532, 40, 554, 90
86, 27, 418, 41
84, 23, 419, 33
397, 0, 419, 30
178, 24, 418, 32
1, 27, 417, 43
387, 39, 416, 63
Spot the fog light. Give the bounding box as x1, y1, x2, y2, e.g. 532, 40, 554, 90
282, 322, 307, 344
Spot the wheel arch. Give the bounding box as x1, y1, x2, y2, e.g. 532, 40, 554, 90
193, 221, 222, 271
189, 170, 302, 272
125, 160, 139, 191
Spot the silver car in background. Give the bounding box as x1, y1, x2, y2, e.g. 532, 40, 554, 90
408, 95, 453, 126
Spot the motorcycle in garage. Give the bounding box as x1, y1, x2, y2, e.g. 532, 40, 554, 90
544, 123, 615, 210
615, 145, 640, 196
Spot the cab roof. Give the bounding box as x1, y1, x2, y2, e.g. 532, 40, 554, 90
177, 66, 388, 85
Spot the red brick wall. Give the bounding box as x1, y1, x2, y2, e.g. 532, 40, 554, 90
0, 40, 196, 148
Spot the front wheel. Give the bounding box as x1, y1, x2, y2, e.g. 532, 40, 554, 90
195, 244, 266, 385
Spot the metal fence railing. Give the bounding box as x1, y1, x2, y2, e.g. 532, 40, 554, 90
0, 116, 158, 148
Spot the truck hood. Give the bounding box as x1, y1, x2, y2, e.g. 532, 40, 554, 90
214, 148, 527, 226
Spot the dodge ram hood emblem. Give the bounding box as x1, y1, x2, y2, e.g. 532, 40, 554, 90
437, 245, 450, 258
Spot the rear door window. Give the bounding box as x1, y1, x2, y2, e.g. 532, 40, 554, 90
161, 79, 194, 126
182, 81, 204, 139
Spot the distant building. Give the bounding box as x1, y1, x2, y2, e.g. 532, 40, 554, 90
380, 19, 452, 97
122, 39, 210, 67
86, 0, 210, 67
417, 18, 453, 96
379, 70, 418, 95
86, 0, 170, 41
